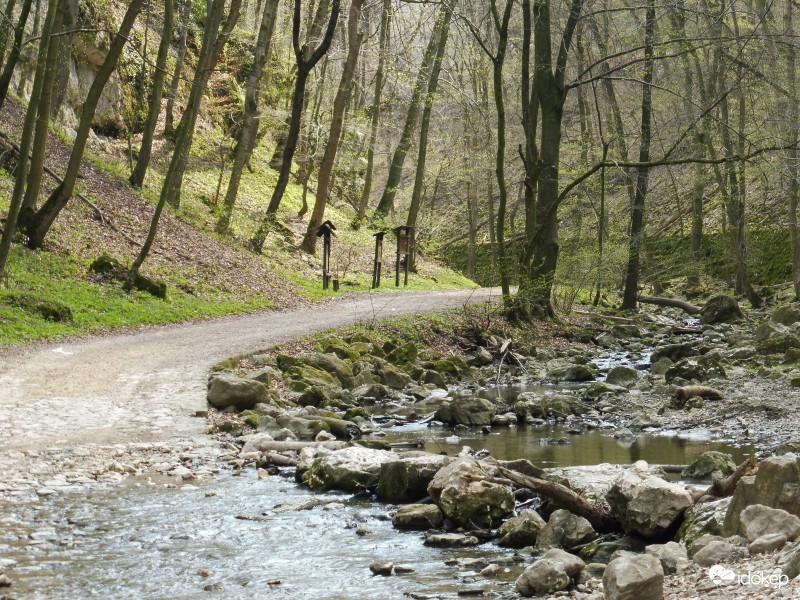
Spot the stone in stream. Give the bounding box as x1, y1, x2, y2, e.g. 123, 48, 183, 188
681, 451, 736, 480
723, 453, 800, 535
644, 541, 689, 574
515, 558, 571, 597
773, 303, 800, 326
304, 446, 396, 492
606, 467, 692, 540
700, 295, 743, 325
434, 397, 496, 427
369, 561, 394, 576
605, 366, 640, 387
514, 392, 585, 421
496, 509, 547, 548
545, 364, 595, 382
376, 454, 448, 502
391, 504, 444, 530
691, 540, 744, 567
535, 509, 597, 550
665, 355, 726, 384
602, 554, 664, 600
427, 458, 515, 529
207, 374, 271, 410
748, 532, 788, 554
738, 504, 800, 542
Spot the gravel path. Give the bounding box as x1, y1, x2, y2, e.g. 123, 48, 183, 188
0, 288, 497, 487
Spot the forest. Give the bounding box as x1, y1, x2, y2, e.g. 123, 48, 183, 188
0, 0, 798, 331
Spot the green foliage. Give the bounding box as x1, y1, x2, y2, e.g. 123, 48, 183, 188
0, 246, 274, 346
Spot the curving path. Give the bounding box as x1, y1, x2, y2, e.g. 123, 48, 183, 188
0, 288, 498, 482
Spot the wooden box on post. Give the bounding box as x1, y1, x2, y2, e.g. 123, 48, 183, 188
393, 225, 413, 287
316, 220, 336, 290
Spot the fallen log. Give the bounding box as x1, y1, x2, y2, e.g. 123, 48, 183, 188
637, 295, 701, 315
696, 457, 757, 502
260, 451, 299, 467
246, 440, 348, 453
496, 466, 621, 533
265, 495, 342, 515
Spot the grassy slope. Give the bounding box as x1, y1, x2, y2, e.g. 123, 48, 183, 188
0, 99, 474, 346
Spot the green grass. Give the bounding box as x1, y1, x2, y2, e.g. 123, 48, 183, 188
0, 246, 274, 345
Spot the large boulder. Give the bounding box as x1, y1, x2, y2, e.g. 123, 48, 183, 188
207, 374, 271, 410
385, 343, 418, 366
515, 558, 571, 597
606, 366, 641, 388
547, 463, 667, 503
650, 342, 703, 364
391, 504, 444, 530
677, 497, 730, 546
681, 451, 737, 480
665, 355, 726, 384
435, 396, 496, 426
700, 295, 744, 325
607, 469, 692, 539
738, 504, 800, 542
756, 331, 800, 354
304, 447, 396, 492
496, 510, 547, 548
644, 541, 689, 574
724, 453, 800, 535
427, 458, 515, 528
546, 364, 595, 382
536, 509, 597, 550
515, 392, 585, 421
375, 454, 448, 502
772, 303, 800, 326
602, 554, 664, 600
375, 362, 412, 390
306, 352, 355, 388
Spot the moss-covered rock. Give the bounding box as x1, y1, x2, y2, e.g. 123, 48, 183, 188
207, 374, 271, 410
3, 293, 72, 322
284, 365, 341, 389
318, 339, 360, 361
376, 454, 447, 502
392, 504, 444, 530
307, 352, 355, 388
304, 446, 396, 492
386, 342, 418, 366
665, 355, 726, 383
682, 451, 737, 480
497, 510, 547, 548
434, 396, 496, 426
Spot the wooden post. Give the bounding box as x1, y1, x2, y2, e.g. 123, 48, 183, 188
393, 225, 413, 287
372, 231, 385, 288
316, 220, 336, 290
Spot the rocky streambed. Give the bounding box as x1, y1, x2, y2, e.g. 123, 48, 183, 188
6, 296, 800, 598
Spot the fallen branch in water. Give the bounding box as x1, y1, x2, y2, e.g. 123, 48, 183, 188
495, 466, 622, 533
637, 295, 701, 314
696, 457, 757, 502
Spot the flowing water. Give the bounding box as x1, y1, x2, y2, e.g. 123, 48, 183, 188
1, 379, 756, 599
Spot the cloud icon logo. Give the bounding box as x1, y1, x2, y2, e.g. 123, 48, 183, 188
708, 565, 736, 585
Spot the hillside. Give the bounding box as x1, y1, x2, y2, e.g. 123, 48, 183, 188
0, 92, 474, 346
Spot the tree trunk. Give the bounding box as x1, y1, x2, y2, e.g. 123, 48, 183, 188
621, 0, 655, 311
129, 0, 175, 188
0, 0, 58, 281
17, 0, 65, 228
300, 0, 364, 254
355, 0, 390, 223
0, 0, 18, 69
372, 0, 455, 219
405, 0, 455, 232
0, 0, 33, 107
251, 0, 340, 253
125, 0, 242, 287
50, 0, 76, 117
164, 0, 190, 137
788, 0, 800, 299
26, 0, 146, 250
215, 0, 280, 234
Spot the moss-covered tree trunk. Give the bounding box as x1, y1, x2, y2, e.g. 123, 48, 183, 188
164, 0, 190, 137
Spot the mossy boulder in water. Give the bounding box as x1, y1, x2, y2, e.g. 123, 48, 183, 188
304, 446, 396, 492
546, 364, 594, 382
606, 366, 641, 387
392, 504, 444, 530
535, 509, 597, 550
434, 396, 496, 426
515, 392, 585, 420
682, 451, 737, 480
427, 458, 515, 528
376, 454, 448, 502
497, 510, 547, 548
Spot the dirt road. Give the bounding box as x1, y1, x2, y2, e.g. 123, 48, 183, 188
0, 288, 496, 486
